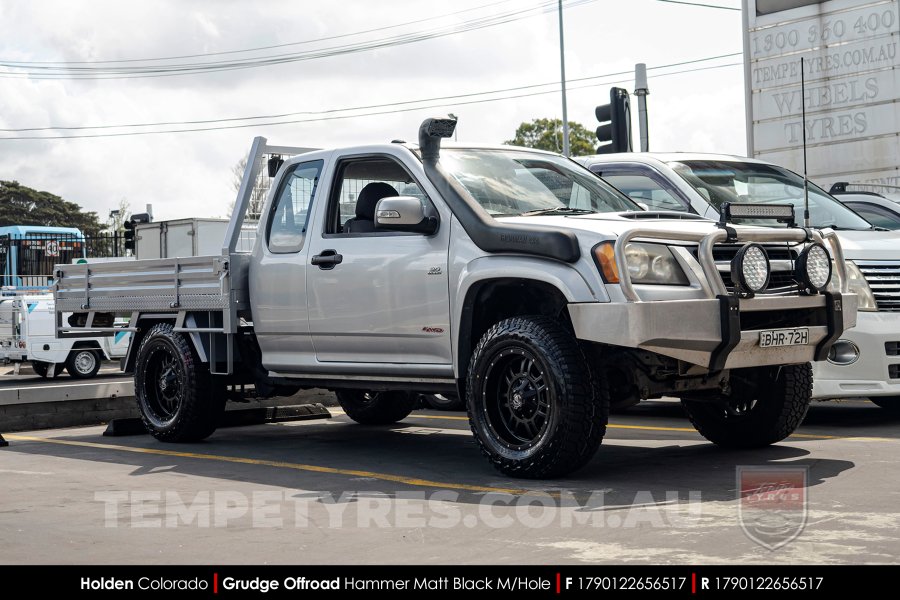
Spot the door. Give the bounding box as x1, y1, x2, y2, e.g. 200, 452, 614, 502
250, 159, 324, 372
306, 154, 451, 366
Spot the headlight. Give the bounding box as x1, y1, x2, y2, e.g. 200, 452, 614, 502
593, 242, 688, 285
796, 242, 832, 293
840, 261, 878, 311
625, 244, 650, 279
731, 243, 770, 296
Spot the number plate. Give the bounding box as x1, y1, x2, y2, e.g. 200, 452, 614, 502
759, 328, 809, 348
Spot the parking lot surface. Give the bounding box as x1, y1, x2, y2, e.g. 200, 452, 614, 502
2, 399, 899, 564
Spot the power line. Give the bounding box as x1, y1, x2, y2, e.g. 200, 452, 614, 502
0, 52, 741, 132
655, 0, 739, 9
0, 0, 593, 79
0, 58, 742, 140
0, 0, 519, 65
1, 0, 737, 70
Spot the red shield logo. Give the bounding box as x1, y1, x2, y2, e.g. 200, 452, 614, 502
737, 466, 808, 551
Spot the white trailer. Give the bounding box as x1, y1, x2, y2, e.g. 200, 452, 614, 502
0, 294, 129, 378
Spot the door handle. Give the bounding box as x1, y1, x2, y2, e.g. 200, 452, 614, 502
311, 250, 343, 269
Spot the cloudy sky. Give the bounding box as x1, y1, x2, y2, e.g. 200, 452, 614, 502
0, 0, 744, 223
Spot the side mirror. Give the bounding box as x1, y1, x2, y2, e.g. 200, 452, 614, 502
375, 196, 439, 234
636, 202, 649, 211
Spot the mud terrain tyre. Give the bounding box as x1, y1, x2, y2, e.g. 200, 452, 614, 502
466, 316, 608, 479
135, 323, 225, 442
682, 363, 812, 448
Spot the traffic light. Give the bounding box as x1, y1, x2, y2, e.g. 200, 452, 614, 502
595, 87, 632, 154
123, 219, 135, 251
122, 212, 151, 252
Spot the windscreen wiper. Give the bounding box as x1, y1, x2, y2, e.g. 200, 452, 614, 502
520, 207, 598, 216
824, 225, 871, 231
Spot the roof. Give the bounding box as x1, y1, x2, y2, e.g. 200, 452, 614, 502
577, 152, 773, 166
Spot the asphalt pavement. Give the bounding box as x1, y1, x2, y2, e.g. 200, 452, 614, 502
2, 398, 898, 564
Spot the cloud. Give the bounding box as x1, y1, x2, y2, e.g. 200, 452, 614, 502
0, 0, 745, 221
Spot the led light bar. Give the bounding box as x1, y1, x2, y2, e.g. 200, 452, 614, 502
720, 202, 795, 226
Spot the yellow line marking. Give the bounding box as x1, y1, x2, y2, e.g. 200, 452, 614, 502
607, 423, 695, 433
397, 412, 898, 442
3, 434, 527, 495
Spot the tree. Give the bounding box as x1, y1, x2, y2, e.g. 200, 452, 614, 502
0, 180, 105, 235
105, 198, 131, 234
229, 155, 271, 221
505, 118, 597, 156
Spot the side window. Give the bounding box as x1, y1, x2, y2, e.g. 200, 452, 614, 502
266, 160, 323, 254
601, 172, 690, 212
846, 203, 900, 230
327, 156, 429, 235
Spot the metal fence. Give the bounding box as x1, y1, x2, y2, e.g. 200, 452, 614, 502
84, 232, 127, 259
0, 233, 128, 290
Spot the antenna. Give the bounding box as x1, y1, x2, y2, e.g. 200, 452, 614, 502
801, 56, 810, 228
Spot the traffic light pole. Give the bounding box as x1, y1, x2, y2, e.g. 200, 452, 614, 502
557, 0, 570, 157
634, 63, 649, 152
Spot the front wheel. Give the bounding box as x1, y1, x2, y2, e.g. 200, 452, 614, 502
869, 396, 900, 411
682, 363, 812, 448
467, 316, 608, 479
335, 390, 418, 424
135, 323, 224, 442
66, 349, 101, 379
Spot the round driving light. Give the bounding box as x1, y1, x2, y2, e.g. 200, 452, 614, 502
796, 242, 832, 293
625, 244, 650, 279
731, 243, 770, 296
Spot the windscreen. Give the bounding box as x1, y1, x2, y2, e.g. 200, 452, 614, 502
671, 160, 873, 230
440, 149, 638, 217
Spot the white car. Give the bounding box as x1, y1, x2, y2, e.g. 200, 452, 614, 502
828, 183, 900, 230
577, 152, 900, 409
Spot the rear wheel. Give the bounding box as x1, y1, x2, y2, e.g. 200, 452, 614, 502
336, 390, 417, 424
466, 316, 608, 479
31, 361, 51, 378
682, 363, 812, 448
869, 396, 900, 411
66, 349, 101, 379
135, 323, 224, 442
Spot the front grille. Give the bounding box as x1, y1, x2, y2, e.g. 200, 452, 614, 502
887, 342, 900, 356
890, 365, 900, 379
720, 270, 797, 292
857, 262, 900, 312
711, 244, 798, 262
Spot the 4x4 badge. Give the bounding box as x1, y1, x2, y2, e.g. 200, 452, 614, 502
428, 267, 442, 275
